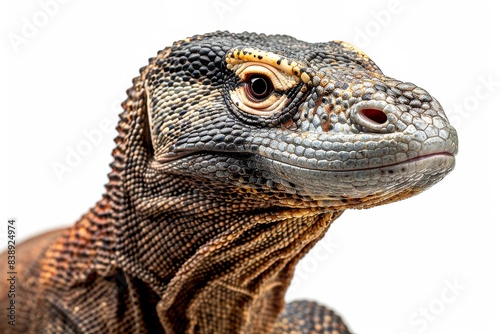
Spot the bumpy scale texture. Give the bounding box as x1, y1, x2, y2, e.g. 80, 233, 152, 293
0, 31, 458, 334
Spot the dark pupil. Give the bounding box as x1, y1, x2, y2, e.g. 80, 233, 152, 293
248, 75, 272, 99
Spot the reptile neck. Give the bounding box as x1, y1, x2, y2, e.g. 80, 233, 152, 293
158, 209, 340, 334
107, 175, 341, 333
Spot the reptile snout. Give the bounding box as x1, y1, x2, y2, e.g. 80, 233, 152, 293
347, 88, 459, 156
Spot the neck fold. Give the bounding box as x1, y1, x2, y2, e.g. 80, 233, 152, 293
114, 195, 341, 333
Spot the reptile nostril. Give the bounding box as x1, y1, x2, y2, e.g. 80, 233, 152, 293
351, 101, 393, 133
359, 108, 387, 125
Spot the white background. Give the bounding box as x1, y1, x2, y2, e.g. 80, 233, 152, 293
1, 1, 498, 333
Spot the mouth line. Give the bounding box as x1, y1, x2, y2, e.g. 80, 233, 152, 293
334, 152, 454, 172
256, 152, 455, 173
159, 149, 455, 173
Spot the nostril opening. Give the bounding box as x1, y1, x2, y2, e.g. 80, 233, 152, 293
359, 108, 388, 125
351, 101, 396, 133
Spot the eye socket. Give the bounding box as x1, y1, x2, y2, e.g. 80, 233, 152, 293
245, 74, 274, 101
229, 62, 299, 116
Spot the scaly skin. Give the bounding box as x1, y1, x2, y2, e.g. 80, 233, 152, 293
0, 31, 458, 333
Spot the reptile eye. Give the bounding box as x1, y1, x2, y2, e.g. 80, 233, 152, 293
245, 74, 273, 101
229, 63, 299, 116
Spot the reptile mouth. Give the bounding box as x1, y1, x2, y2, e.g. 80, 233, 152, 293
156, 149, 455, 201
159, 149, 455, 173
253, 151, 455, 173
320, 152, 455, 173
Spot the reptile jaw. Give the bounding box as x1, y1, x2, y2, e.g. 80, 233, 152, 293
248, 151, 455, 208
154, 147, 455, 209
261, 151, 456, 173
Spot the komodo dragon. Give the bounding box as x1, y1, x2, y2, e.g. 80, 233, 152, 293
0, 31, 458, 333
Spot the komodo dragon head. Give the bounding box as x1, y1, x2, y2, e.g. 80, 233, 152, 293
122, 31, 457, 208
107, 31, 458, 333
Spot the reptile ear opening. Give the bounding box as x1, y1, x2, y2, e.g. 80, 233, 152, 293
141, 104, 154, 158
142, 78, 155, 158
121, 75, 156, 161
